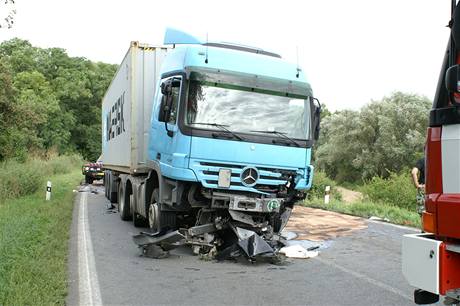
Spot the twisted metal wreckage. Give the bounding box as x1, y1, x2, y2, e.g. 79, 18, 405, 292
133, 207, 293, 262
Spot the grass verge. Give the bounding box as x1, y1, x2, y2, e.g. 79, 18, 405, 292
302, 199, 421, 228
0, 168, 81, 305
0, 155, 82, 202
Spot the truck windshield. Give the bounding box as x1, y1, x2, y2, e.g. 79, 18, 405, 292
185, 81, 311, 140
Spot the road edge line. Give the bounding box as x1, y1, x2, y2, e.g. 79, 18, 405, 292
78, 192, 103, 306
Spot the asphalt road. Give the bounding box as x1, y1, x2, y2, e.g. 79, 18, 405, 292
67, 184, 422, 306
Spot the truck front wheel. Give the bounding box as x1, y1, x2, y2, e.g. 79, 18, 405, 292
148, 189, 176, 234
118, 181, 131, 221
148, 189, 161, 234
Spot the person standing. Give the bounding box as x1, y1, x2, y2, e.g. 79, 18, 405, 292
411, 157, 425, 215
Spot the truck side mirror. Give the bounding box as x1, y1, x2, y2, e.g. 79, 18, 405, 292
445, 65, 460, 93
312, 98, 321, 142
159, 79, 177, 137
159, 80, 173, 123
161, 81, 172, 95
160, 95, 174, 137
158, 94, 172, 122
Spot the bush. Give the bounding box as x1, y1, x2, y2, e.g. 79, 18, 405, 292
360, 170, 416, 210
48, 156, 73, 174
0, 159, 45, 200
307, 171, 342, 201
0, 154, 82, 202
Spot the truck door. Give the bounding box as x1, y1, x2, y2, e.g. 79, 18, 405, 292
150, 75, 191, 177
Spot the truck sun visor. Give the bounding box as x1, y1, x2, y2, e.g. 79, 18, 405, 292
186, 67, 313, 98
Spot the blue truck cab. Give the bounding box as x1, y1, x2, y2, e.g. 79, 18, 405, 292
103, 30, 320, 259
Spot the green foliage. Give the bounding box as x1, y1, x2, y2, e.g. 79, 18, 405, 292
320, 103, 332, 120
307, 171, 342, 201
0, 155, 82, 202
303, 199, 421, 228
0, 38, 117, 161
0, 169, 81, 305
316, 92, 431, 183
0, 159, 43, 199
360, 170, 416, 211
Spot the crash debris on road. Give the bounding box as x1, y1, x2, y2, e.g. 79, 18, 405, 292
133, 222, 289, 263
132, 206, 367, 263
279, 245, 319, 259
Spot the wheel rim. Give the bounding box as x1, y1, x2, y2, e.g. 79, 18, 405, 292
148, 202, 159, 231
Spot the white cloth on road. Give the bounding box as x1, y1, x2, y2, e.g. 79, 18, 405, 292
279, 244, 319, 259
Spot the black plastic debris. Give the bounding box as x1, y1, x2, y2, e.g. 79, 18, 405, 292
133, 223, 286, 263
238, 233, 275, 258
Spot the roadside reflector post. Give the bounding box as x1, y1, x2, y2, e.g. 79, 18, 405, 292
46, 181, 52, 200
324, 185, 330, 204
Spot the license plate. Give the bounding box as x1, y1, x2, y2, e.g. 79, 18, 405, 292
218, 169, 231, 188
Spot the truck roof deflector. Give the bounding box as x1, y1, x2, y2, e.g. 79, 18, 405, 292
163, 28, 203, 45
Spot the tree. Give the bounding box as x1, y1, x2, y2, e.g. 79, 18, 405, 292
0, 58, 21, 160
316, 92, 431, 182
0, 38, 117, 161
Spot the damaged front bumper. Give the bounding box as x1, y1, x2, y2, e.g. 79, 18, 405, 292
133, 191, 293, 262
133, 223, 287, 262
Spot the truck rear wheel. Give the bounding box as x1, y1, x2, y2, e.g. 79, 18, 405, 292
132, 194, 148, 227
104, 174, 108, 198
108, 172, 118, 203
118, 181, 131, 221
85, 175, 93, 184
133, 212, 147, 227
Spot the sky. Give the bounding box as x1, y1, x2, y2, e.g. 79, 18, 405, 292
0, 0, 452, 111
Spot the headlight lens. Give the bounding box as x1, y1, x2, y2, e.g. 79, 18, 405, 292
85, 167, 89, 171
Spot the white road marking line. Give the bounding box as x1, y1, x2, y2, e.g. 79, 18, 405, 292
78, 192, 103, 306
314, 256, 413, 301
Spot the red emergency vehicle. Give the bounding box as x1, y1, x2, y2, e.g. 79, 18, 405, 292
402, 1, 460, 304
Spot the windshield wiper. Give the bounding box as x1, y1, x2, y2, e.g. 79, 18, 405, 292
190, 122, 244, 141
250, 130, 300, 147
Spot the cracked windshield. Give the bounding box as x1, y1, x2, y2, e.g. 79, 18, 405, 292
186, 81, 311, 140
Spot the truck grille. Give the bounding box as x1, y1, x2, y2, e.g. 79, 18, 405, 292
192, 160, 297, 194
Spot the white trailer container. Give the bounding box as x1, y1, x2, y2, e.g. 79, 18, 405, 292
102, 42, 168, 174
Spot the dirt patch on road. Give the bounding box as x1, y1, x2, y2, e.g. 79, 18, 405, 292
285, 206, 367, 241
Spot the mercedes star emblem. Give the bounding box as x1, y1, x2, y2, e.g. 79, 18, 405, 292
241, 167, 259, 186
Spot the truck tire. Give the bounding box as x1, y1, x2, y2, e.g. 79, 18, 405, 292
108, 173, 118, 203
148, 188, 176, 234
85, 175, 93, 184
132, 194, 148, 227
133, 211, 148, 227
118, 181, 131, 221
104, 174, 108, 198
